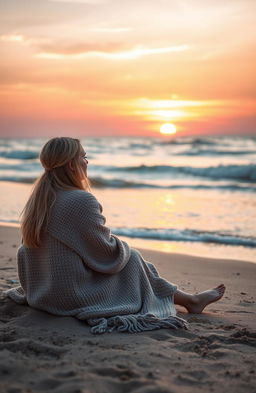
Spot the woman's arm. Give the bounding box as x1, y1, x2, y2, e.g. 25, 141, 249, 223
48, 190, 131, 274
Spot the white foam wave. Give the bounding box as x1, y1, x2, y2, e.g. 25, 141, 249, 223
112, 227, 256, 247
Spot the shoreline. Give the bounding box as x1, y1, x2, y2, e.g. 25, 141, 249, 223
1, 221, 255, 265
0, 223, 256, 392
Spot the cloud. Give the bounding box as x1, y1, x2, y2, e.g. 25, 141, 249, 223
0, 34, 25, 42
88, 27, 132, 33
0, 29, 190, 62
37, 41, 127, 55
130, 98, 227, 109
0, 0, 100, 31
0, 33, 55, 49
36, 44, 190, 59
49, 0, 107, 3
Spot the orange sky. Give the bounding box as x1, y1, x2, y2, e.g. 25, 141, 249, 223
0, 0, 255, 138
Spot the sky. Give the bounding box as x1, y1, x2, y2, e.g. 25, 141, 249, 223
0, 0, 255, 138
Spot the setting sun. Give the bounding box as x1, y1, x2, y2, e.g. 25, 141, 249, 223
160, 123, 177, 135
0, 1, 254, 138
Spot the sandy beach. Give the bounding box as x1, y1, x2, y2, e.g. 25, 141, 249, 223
0, 224, 255, 393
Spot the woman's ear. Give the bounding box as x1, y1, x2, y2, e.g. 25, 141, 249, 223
67, 160, 74, 172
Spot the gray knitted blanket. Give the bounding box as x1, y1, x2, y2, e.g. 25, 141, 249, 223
4, 190, 187, 334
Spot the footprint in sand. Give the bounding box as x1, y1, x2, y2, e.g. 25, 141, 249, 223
174, 369, 210, 386
0, 339, 67, 359
133, 386, 175, 393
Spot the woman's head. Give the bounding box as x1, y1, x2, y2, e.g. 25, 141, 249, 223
21, 137, 90, 248
40, 137, 89, 190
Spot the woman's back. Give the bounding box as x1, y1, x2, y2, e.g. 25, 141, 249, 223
12, 189, 179, 332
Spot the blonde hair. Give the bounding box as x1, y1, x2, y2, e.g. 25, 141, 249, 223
21, 137, 90, 248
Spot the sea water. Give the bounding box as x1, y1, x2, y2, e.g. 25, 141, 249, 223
0, 136, 255, 262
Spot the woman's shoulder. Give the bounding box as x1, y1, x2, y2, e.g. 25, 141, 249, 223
55, 189, 99, 210
48, 190, 100, 235
49, 190, 101, 227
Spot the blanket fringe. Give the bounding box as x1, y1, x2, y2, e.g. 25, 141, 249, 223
88, 313, 188, 334
2, 287, 28, 304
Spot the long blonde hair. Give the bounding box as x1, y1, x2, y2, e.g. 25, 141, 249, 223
21, 137, 90, 248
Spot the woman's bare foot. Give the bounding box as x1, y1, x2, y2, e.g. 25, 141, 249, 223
185, 284, 226, 314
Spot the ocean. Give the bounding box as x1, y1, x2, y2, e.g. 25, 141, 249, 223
0, 135, 255, 262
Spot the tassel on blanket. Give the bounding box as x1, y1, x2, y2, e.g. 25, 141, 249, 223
2, 287, 28, 304
88, 313, 188, 334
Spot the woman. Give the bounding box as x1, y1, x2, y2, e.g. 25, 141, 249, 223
5, 137, 225, 334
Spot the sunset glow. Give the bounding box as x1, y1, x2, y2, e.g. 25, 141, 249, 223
160, 124, 177, 135
0, 0, 255, 137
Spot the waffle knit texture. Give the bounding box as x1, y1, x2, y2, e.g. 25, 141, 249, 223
4, 190, 187, 333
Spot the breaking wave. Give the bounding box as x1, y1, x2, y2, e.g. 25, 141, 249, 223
0, 175, 255, 192
112, 227, 256, 248
107, 164, 256, 182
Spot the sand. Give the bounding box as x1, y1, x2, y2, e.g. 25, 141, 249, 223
0, 224, 255, 393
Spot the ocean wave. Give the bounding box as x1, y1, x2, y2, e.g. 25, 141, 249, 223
0, 175, 255, 192
112, 227, 256, 247
91, 177, 158, 188
0, 162, 40, 171
0, 150, 39, 160
0, 176, 36, 184
1, 162, 255, 184
126, 142, 152, 150
160, 136, 256, 147
182, 164, 256, 182
159, 137, 219, 146
177, 149, 252, 156
108, 163, 256, 182
91, 177, 256, 191
0, 219, 19, 225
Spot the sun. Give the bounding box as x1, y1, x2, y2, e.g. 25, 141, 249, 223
160, 123, 177, 135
